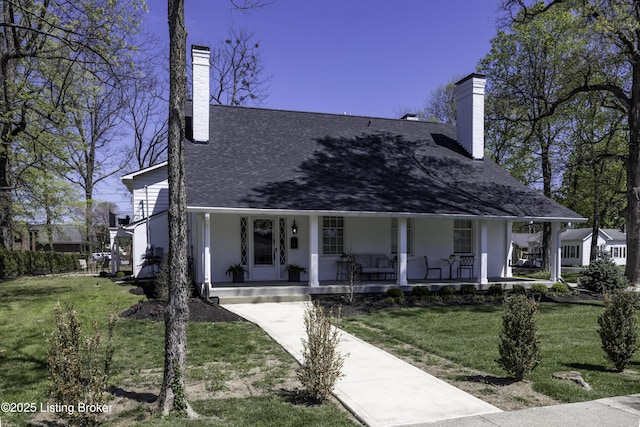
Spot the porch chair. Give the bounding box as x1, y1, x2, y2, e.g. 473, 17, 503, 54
423, 256, 442, 280
457, 255, 474, 278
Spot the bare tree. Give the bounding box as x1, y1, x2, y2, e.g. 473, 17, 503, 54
210, 28, 269, 106
422, 78, 461, 124
126, 42, 169, 170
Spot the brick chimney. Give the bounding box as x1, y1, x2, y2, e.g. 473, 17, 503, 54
455, 73, 486, 160
191, 45, 210, 143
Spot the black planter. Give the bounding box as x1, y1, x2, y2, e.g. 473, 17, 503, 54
232, 271, 244, 283
288, 271, 301, 282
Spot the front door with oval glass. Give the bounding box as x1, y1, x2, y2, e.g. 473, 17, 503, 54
251, 218, 279, 280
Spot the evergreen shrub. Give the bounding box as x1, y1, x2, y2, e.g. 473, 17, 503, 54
581, 250, 628, 293
598, 290, 639, 372
497, 294, 541, 380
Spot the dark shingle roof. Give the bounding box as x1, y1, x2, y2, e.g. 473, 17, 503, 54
184, 105, 582, 220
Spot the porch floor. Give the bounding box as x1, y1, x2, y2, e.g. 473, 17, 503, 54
208, 277, 556, 304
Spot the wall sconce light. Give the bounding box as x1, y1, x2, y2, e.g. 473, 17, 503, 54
291, 220, 298, 235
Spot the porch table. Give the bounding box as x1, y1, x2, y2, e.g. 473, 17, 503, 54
441, 257, 459, 279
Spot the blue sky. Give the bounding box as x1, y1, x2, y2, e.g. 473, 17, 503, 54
106, 0, 501, 214
144, 0, 501, 118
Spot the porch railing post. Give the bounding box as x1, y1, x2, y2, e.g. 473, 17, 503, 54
309, 215, 319, 287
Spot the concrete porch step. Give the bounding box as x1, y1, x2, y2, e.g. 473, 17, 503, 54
216, 294, 311, 304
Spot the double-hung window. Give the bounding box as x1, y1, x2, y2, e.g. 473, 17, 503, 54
322, 216, 344, 255
453, 219, 473, 254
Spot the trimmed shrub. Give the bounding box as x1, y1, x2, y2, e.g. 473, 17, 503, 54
47, 302, 115, 426
509, 284, 526, 295
298, 303, 346, 402
386, 288, 404, 299
497, 294, 541, 380
411, 286, 431, 299
530, 284, 548, 297
0, 249, 78, 278
598, 290, 639, 372
581, 250, 628, 293
386, 288, 405, 304
487, 284, 504, 297
437, 286, 455, 298
460, 285, 478, 296
551, 282, 569, 294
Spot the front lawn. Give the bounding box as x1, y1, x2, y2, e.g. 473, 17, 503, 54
340, 301, 640, 404
0, 276, 358, 426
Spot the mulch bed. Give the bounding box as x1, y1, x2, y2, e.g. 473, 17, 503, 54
120, 294, 245, 323
120, 283, 604, 323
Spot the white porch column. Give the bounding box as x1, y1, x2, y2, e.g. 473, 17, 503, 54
109, 228, 117, 274
478, 220, 488, 285
550, 222, 562, 282
203, 213, 211, 287
309, 214, 320, 287
397, 217, 408, 286
504, 221, 513, 278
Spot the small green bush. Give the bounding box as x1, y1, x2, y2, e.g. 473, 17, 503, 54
497, 294, 541, 381
530, 284, 548, 296
411, 286, 430, 299
509, 285, 526, 295
551, 282, 569, 294
580, 250, 628, 293
460, 285, 477, 296
385, 288, 405, 304
598, 290, 639, 372
386, 288, 403, 299
154, 256, 169, 300
437, 286, 455, 297
298, 303, 345, 402
487, 284, 504, 297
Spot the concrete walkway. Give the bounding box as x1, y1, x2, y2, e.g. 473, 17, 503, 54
426, 394, 640, 426
223, 301, 501, 426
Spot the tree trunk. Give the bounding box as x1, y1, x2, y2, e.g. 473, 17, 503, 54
0, 3, 17, 250
158, 0, 196, 418
626, 58, 640, 286
0, 132, 12, 250
540, 135, 552, 271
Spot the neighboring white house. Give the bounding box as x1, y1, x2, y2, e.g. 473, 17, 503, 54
121, 45, 585, 295
516, 228, 627, 267
120, 162, 170, 277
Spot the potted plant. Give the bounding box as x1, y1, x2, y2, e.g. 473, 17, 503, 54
226, 263, 247, 283
285, 264, 307, 282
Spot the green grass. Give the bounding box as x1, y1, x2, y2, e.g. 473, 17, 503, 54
0, 275, 358, 426
340, 302, 640, 403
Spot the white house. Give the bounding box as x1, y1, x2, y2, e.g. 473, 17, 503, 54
121, 45, 585, 295
521, 228, 627, 267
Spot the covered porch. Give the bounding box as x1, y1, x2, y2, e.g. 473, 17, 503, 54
189, 210, 568, 299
